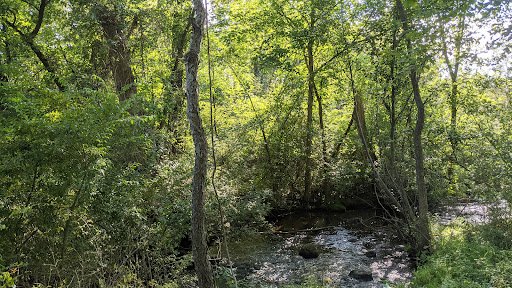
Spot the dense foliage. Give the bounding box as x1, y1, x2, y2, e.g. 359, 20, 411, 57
411, 212, 512, 288
0, 0, 511, 286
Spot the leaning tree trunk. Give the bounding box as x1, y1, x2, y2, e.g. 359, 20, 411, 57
314, 83, 329, 194
184, 0, 214, 287
396, 0, 430, 253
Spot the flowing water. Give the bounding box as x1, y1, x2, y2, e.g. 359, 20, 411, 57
211, 199, 509, 287
213, 209, 412, 287
434, 198, 508, 225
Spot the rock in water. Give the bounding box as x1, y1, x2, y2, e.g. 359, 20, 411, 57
349, 269, 373, 281
298, 244, 319, 259
365, 250, 377, 258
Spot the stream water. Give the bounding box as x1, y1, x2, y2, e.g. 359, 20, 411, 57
213, 209, 412, 287
211, 199, 508, 287
434, 198, 508, 225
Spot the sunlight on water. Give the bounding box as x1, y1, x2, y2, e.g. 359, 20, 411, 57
214, 210, 413, 287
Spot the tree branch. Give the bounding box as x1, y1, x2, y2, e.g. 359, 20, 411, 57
31, 0, 50, 37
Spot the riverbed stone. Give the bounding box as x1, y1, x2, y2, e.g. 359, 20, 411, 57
349, 269, 373, 281
298, 244, 319, 259
365, 250, 377, 258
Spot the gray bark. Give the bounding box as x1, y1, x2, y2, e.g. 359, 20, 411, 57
304, 6, 317, 206
184, 0, 214, 287
95, 5, 137, 102
305, 39, 314, 207
395, 0, 431, 252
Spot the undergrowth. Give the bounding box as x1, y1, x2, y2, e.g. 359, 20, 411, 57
410, 217, 512, 288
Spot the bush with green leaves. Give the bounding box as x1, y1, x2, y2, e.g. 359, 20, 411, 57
0, 84, 196, 286
411, 218, 512, 288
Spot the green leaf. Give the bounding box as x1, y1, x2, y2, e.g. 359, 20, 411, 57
8, 206, 31, 218
404, 0, 418, 8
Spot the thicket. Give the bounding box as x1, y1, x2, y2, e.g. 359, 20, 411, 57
0, 88, 190, 286
411, 209, 512, 288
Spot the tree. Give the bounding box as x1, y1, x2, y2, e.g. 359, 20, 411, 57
395, 0, 430, 252
184, 0, 214, 286
430, 0, 477, 188
345, 0, 433, 254
163, 3, 192, 135
258, 0, 340, 206
93, 3, 137, 102
1, 0, 65, 91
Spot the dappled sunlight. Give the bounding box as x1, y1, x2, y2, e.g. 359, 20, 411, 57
220, 211, 413, 287
435, 199, 510, 225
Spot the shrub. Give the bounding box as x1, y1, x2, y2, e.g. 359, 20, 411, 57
411, 220, 512, 288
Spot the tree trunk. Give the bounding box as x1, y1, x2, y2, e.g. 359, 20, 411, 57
26, 40, 65, 91
439, 16, 464, 188
411, 69, 430, 250
348, 62, 413, 222
1, 24, 12, 66
1, 24, 10, 110
353, 91, 377, 162
96, 6, 137, 102
347, 62, 376, 163
447, 80, 458, 185
304, 39, 314, 207
389, 28, 398, 167
184, 0, 214, 286
396, 0, 430, 252
313, 83, 329, 193
163, 12, 192, 137
1, 24, 11, 85
161, 14, 192, 153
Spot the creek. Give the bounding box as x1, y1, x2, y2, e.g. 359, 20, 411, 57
212, 209, 412, 287
210, 199, 506, 287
